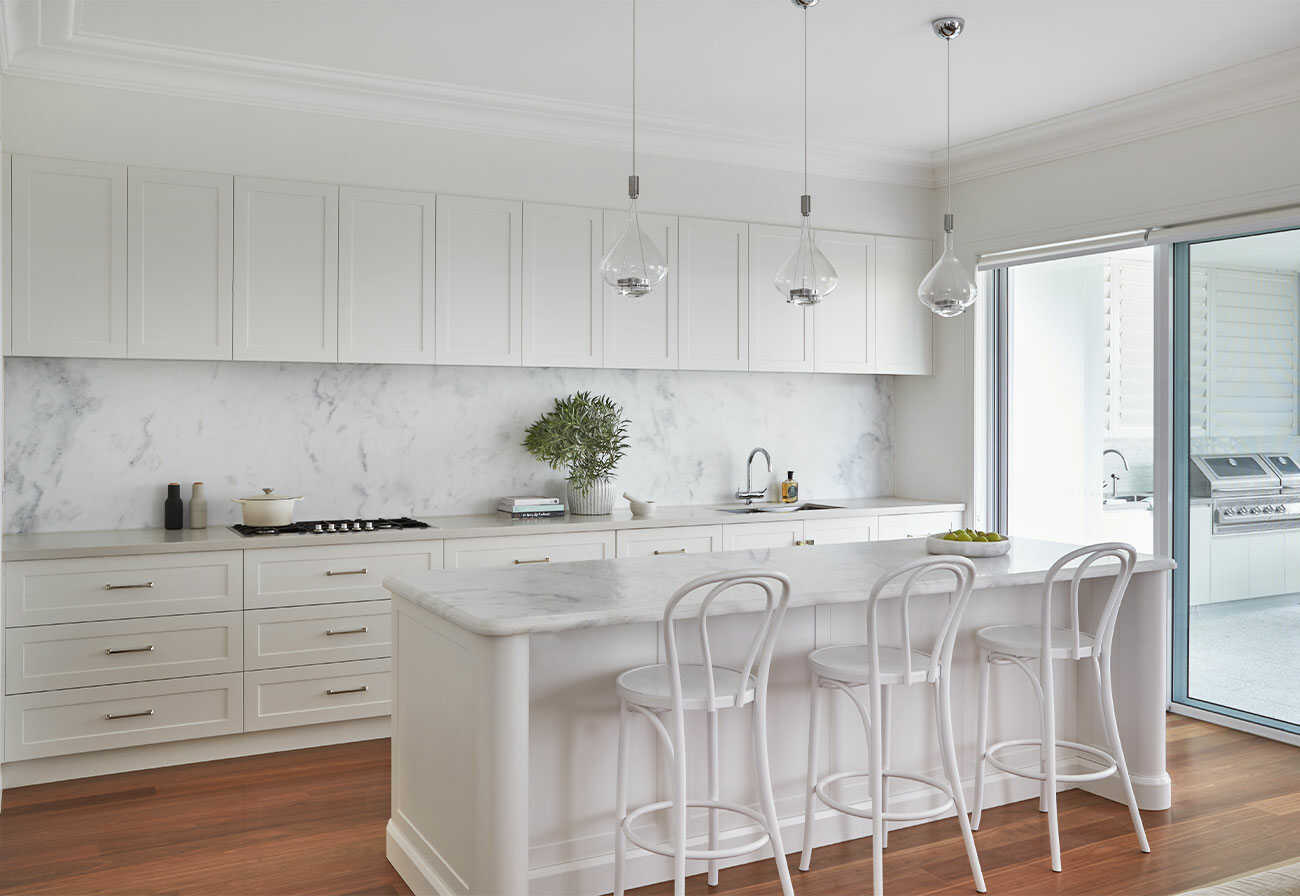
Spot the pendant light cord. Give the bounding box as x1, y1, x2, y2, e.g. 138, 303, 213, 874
632, 0, 637, 179
945, 35, 952, 216
802, 6, 808, 198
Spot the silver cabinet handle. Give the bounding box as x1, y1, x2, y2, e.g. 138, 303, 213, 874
105, 645, 155, 655
325, 568, 368, 576
326, 685, 369, 696
325, 626, 369, 636
104, 581, 155, 590
513, 557, 551, 565
653, 548, 687, 555
795, 539, 817, 546
105, 708, 154, 720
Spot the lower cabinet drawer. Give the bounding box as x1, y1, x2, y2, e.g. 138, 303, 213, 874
244, 601, 392, 670
3, 673, 243, 761
5, 612, 243, 694
443, 531, 615, 569
243, 658, 392, 731
615, 525, 723, 558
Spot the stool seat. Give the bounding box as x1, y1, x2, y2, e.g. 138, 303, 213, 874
616, 663, 755, 711
975, 624, 1097, 659
808, 644, 933, 685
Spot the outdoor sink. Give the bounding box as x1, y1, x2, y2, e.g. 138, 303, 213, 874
715, 502, 844, 514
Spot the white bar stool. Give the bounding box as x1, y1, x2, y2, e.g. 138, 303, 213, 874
971, 542, 1151, 872
612, 570, 795, 896
798, 555, 986, 896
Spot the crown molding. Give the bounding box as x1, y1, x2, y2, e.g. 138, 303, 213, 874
942, 46, 1300, 184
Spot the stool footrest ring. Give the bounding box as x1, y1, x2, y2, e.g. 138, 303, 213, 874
813, 769, 956, 823
621, 799, 773, 861
985, 738, 1118, 783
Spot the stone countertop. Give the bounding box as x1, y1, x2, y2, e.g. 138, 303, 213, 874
1, 496, 964, 562
385, 536, 1175, 638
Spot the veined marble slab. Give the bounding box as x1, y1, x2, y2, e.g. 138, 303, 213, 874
385, 536, 1176, 637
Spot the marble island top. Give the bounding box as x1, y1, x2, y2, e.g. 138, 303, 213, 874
1, 496, 963, 561
384, 536, 1176, 637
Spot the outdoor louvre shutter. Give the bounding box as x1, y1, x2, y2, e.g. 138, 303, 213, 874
1104, 258, 1155, 437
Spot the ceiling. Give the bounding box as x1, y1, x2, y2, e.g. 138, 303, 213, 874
5, 0, 1300, 185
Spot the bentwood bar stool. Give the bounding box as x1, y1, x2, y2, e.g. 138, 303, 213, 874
971, 542, 1151, 872
612, 570, 795, 896
799, 555, 987, 896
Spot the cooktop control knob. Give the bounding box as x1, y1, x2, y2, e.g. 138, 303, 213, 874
364, 521, 375, 530
313, 523, 324, 533
326, 522, 337, 532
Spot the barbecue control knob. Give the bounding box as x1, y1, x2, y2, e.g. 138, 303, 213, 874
1249, 506, 1262, 515
1223, 507, 1236, 516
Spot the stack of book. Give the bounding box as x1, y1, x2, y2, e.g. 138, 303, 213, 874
497, 496, 566, 519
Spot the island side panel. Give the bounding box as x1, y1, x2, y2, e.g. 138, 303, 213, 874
387, 597, 530, 896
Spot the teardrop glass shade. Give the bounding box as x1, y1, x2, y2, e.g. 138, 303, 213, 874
775, 216, 838, 306
599, 199, 668, 298
917, 230, 978, 318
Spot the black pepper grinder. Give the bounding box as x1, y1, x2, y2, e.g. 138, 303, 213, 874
164, 483, 184, 530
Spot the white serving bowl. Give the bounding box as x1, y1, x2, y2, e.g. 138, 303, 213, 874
926, 534, 1012, 557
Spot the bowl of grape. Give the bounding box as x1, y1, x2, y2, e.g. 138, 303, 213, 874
926, 528, 1011, 557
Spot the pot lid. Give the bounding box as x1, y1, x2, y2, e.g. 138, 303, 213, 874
234, 487, 304, 502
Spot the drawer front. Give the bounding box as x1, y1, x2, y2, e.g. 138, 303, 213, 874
722, 521, 803, 551
244, 541, 442, 609
244, 601, 392, 670
6, 612, 243, 694
615, 525, 723, 558
4, 673, 243, 761
801, 517, 876, 546
4, 551, 243, 627
876, 511, 963, 541
244, 658, 391, 731
443, 531, 615, 570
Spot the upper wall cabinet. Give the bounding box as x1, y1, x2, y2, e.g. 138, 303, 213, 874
748, 224, 814, 373
233, 178, 339, 363
814, 230, 875, 374
338, 186, 436, 365
874, 235, 934, 375
128, 167, 233, 360
678, 217, 749, 371
522, 203, 602, 368
603, 211, 678, 370
435, 195, 523, 366
12, 155, 127, 358
2, 154, 11, 356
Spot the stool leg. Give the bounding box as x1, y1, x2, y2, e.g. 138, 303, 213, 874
799, 677, 823, 872
972, 649, 990, 831
754, 683, 795, 896
1041, 655, 1062, 872
937, 675, 987, 893
707, 708, 720, 886
868, 679, 884, 896
1095, 655, 1151, 853
614, 701, 630, 896
671, 709, 688, 896
880, 684, 892, 850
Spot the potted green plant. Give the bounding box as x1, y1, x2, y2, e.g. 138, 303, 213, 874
523, 391, 630, 515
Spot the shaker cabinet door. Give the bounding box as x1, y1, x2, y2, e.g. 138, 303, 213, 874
814, 231, 874, 373
678, 217, 749, 371
522, 202, 603, 368
748, 224, 814, 372
875, 235, 934, 375
603, 211, 678, 370
435, 195, 523, 366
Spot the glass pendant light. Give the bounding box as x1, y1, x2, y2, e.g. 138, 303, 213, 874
918, 16, 978, 318
775, 0, 837, 306
599, 0, 667, 299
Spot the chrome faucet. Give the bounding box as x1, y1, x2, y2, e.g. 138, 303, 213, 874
737, 447, 772, 504
1103, 448, 1129, 498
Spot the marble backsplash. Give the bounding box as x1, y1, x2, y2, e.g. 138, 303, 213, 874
4, 358, 894, 533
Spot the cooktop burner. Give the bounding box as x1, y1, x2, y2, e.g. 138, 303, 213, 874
230, 517, 432, 537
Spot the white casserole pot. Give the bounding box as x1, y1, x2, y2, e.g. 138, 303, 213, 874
232, 488, 303, 527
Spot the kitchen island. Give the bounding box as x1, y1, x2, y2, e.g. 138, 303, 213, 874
383, 537, 1174, 896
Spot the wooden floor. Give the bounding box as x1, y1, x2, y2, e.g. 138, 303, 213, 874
1, 714, 1297, 895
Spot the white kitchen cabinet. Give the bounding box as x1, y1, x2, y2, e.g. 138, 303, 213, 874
1248, 531, 1286, 598
233, 177, 339, 362
338, 186, 436, 364
444, 531, 615, 569
748, 224, 813, 372
1210, 535, 1249, 604
615, 525, 723, 558
802, 516, 876, 545
876, 510, 962, 540
603, 211, 678, 370
435, 194, 523, 366
722, 520, 805, 551
1189, 504, 1213, 606
11, 155, 127, 358
243, 658, 391, 731
1285, 531, 1300, 596
814, 231, 875, 373
874, 235, 934, 375
678, 217, 749, 371
128, 167, 233, 360
243, 600, 392, 671
522, 202, 603, 367
243, 541, 443, 610
3, 153, 12, 355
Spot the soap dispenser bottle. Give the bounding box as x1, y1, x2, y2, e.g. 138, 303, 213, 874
780, 471, 799, 504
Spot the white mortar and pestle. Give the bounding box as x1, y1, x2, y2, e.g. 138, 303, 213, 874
623, 493, 656, 519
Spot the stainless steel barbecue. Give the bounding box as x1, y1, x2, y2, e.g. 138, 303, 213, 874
1192, 453, 1300, 534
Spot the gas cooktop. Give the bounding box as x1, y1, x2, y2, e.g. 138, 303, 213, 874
230, 517, 432, 537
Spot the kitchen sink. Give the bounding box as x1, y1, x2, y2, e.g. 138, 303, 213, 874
1103, 494, 1151, 506
716, 502, 844, 514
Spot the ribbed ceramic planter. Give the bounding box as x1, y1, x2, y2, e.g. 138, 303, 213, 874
567, 478, 616, 515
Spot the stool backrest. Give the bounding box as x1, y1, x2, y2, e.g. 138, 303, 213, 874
662, 569, 793, 712
1042, 542, 1137, 658
866, 555, 977, 684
